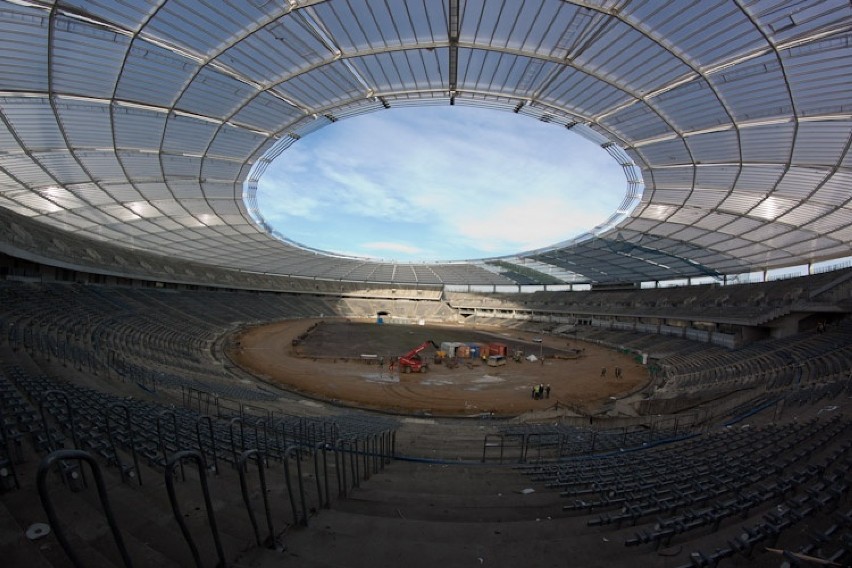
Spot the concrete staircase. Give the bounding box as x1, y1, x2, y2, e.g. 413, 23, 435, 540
239, 460, 576, 568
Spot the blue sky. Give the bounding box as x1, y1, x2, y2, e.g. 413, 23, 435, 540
256, 106, 625, 262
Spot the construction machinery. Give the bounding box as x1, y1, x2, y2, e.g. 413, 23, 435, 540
392, 340, 440, 374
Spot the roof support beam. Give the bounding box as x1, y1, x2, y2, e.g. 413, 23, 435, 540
448, 0, 459, 105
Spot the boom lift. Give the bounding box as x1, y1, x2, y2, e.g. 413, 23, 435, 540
392, 340, 440, 374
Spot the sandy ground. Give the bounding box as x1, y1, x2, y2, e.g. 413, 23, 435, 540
228, 319, 649, 417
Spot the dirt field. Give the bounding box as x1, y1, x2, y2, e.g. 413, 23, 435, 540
228, 319, 649, 417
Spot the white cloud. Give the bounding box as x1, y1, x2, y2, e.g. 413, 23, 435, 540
255, 106, 628, 260
316, 166, 411, 219
451, 198, 600, 253
256, 188, 322, 220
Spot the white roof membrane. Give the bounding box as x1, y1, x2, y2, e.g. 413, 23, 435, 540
0, 0, 850, 286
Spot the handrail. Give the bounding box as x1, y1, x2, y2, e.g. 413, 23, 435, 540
524, 432, 547, 463
334, 439, 346, 498
324, 421, 339, 445
283, 445, 309, 526
379, 430, 391, 471
351, 439, 360, 488
39, 389, 81, 452
377, 430, 393, 472
256, 419, 270, 458
557, 431, 569, 458
228, 417, 245, 467
278, 421, 288, 459
237, 449, 276, 548
195, 415, 219, 474
383, 430, 393, 469
158, 410, 184, 480
310, 421, 319, 445
371, 433, 379, 475
39, 389, 86, 488
313, 441, 332, 509
362, 436, 370, 481
105, 403, 142, 485
0, 405, 20, 490
37, 393, 58, 452
164, 450, 226, 568
37, 449, 133, 568
481, 433, 505, 464
335, 438, 361, 499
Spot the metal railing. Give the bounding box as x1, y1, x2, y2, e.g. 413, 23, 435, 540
237, 449, 277, 549
157, 410, 184, 480
195, 415, 219, 474
105, 403, 142, 485
283, 445, 309, 526
0, 405, 20, 490
38, 389, 85, 489
165, 450, 227, 568
37, 449, 133, 568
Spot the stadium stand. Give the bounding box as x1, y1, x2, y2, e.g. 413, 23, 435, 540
0, 274, 849, 566
1, 1, 852, 567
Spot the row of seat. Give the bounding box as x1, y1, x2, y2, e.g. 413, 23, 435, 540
566, 420, 848, 522
673, 479, 852, 567
656, 324, 852, 395
1, 364, 397, 487
510, 396, 851, 567
493, 418, 696, 462
575, 327, 725, 359
447, 268, 847, 313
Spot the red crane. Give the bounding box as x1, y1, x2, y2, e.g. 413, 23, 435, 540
391, 340, 440, 374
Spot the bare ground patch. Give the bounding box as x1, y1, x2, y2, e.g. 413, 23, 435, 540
228, 319, 649, 417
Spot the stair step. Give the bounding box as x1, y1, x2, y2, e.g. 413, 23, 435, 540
0, 491, 54, 568
257, 508, 613, 568
2, 482, 123, 568
63, 463, 266, 567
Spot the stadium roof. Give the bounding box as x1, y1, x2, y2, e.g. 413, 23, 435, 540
0, 0, 850, 287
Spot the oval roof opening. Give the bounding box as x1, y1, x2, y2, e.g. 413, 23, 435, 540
255, 106, 629, 262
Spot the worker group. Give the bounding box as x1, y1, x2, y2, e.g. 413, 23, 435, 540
531, 384, 550, 399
